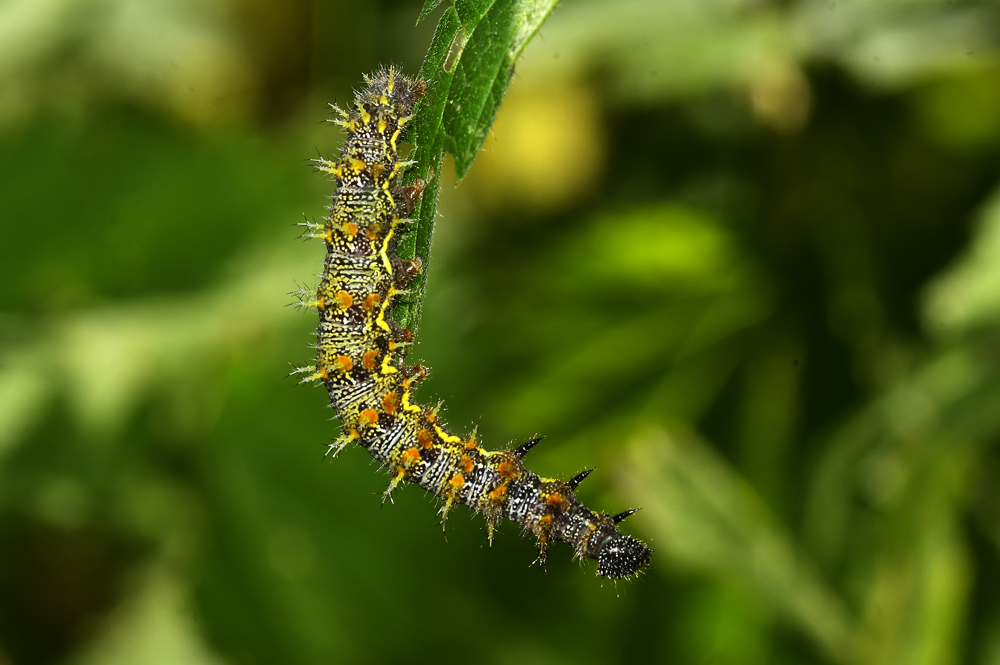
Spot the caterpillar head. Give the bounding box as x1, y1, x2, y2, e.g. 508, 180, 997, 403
596, 535, 651, 579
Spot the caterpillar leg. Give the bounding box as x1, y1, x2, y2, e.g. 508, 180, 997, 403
391, 255, 423, 288
290, 364, 326, 384
400, 364, 428, 390
324, 429, 359, 460
438, 485, 461, 530
394, 178, 425, 217
382, 468, 407, 505
531, 539, 549, 571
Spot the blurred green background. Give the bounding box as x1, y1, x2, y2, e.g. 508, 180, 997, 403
2, 0, 1000, 663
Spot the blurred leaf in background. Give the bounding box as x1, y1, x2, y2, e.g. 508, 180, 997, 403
2, 1, 1000, 665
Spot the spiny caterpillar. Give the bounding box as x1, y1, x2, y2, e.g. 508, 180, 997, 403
293, 66, 651, 579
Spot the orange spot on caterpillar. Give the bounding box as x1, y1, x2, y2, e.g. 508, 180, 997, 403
416, 430, 434, 449
362, 349, 379, 370
449, 474, 465, 489
460, 455, 474, 473
333, 291, 353, 309
323, 228, 333, 243
363, 294, 381, 312
538, 515, 553, 528
366, 222, 383, 240
315, 296, 326, 311
371, 163, 385, 181
343, 222, 358, 239
383, 391, 399, 414
351, 158, 366, 172
359, 409, 379, 427
497, 460, 519, 479
402, 447, 420, 464
490, 485, 507, 502
546, 493, 565, 508
317, 366, 330, 381
332, 355, 353, 372
464, 439, 478, 450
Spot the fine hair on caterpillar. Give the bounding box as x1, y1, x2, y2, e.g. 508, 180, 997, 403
292, 66, 652, 580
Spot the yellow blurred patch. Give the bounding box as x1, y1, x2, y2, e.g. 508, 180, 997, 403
464, 80, 603, 214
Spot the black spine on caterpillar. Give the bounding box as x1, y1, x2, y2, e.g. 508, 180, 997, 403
294, 66, 652, 580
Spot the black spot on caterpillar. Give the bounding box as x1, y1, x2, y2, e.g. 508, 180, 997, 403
292, 66, 651, 580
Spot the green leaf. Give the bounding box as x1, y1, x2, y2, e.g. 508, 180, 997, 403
416, 0, 446, 25
620, 427, 862, 665
445, 0, 562, 178
392, 0, 560, 335
453, 0, 496, 28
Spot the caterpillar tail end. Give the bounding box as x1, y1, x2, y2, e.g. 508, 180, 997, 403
595, 535, 652, 580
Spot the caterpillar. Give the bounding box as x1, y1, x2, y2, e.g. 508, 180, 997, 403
293, 66, 651, 580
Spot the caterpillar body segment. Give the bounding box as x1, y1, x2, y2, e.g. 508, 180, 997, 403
301, 66, 651, 580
